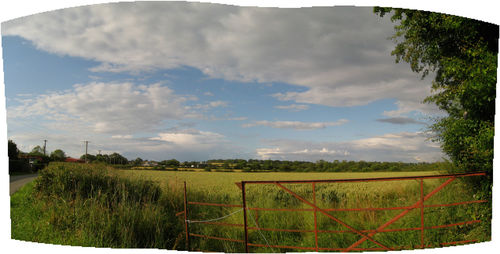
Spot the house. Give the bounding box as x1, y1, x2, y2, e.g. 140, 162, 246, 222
142, 160, 158, 167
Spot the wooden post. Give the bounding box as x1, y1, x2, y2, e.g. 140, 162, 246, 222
183, 181, 190, 251
242, 181, 249, 253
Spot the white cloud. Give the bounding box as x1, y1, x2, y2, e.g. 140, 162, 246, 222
208, 101, 228, 108
274, 104, 310, 111
257, 147, 350, 160
243, 119, 348, 130
111, 135, 133, 139
255, 131, 444, 162
2, 2, 443, 116
189, 100, 229, 111
7, 82, 191, 134
226, 116, 248, 121
150, 129, 225, 147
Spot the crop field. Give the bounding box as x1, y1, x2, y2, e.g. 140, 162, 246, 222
113, 169, 439, 196
11, 163, 490, 252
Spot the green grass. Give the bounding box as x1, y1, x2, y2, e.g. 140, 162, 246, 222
10, 163, 490, 252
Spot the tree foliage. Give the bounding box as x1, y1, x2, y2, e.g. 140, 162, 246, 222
30, 145, 45, 156
201, 159, 451, 172
8, 140, 19, 159
50, 149, 67, 161
374, 8, 497, 196
374, 8, 497, 172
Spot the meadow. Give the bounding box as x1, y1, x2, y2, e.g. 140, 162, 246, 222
11, 163, 490, 252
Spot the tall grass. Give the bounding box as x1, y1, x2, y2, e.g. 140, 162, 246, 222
16, 162, 185, 249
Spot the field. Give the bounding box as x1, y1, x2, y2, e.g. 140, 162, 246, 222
114, 169, 439, 194
11, 163, 490, 252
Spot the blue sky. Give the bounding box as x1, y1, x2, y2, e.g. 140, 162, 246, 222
2, 2, 448, 162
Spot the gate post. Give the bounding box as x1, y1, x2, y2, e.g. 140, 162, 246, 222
241, 181, 249, 253
183, 181, 190, 251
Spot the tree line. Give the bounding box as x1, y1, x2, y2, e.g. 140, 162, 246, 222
197, 159, 452, 172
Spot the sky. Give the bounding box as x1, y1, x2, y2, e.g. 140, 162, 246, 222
0, 1, 470, 162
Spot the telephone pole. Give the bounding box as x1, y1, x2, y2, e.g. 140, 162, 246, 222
83, 141, 89, 163
43, 140, 47, 156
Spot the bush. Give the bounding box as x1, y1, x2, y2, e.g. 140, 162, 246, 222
32, 162, 184, 249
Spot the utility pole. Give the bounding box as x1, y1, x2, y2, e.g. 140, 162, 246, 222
82, 141, 89, 163
43, 140, 47, 156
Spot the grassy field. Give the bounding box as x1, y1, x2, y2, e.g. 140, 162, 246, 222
11, 163, 490, 252
113, 169, 439, 196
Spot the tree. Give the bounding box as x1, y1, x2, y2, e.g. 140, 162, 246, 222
132, 157, 144, 166
164, 159, 180, 168
30, 145, 44, 156
50, 149, 67, 161
109, 152, 128, 165
374, 8, 497, 192
8, 140, 19, 159
80, 154, 97, 162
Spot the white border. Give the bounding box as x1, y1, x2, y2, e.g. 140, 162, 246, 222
1, 1, 498, 254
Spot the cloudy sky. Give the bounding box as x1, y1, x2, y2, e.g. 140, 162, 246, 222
2, 1, 450, 162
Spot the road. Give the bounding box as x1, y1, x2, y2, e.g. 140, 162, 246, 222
10, 173, 38, 195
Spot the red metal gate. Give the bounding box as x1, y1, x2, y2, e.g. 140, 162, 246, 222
180, 172, 488, 252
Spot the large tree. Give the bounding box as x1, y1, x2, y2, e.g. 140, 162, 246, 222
374, 8, 498, 191
8, 140, 19, 159
30, 145, 45, 156
50, 149, 67, 161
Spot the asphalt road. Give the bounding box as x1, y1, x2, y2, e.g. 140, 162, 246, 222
10, 173, 38, 195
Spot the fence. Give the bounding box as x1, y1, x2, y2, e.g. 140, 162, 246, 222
179, 172, 488, 252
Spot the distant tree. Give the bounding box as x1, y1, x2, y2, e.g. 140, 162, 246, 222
80, 154, 97, 162
132, 157, 144, 166
30, 145, 44, 156
50, 149, 67, 161
164, 159, 180, 168
95, 154, 109, 163
109, 152, 128, 165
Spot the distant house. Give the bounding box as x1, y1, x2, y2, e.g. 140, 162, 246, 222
142, 160, 158, 167
65, 157, 84, 163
